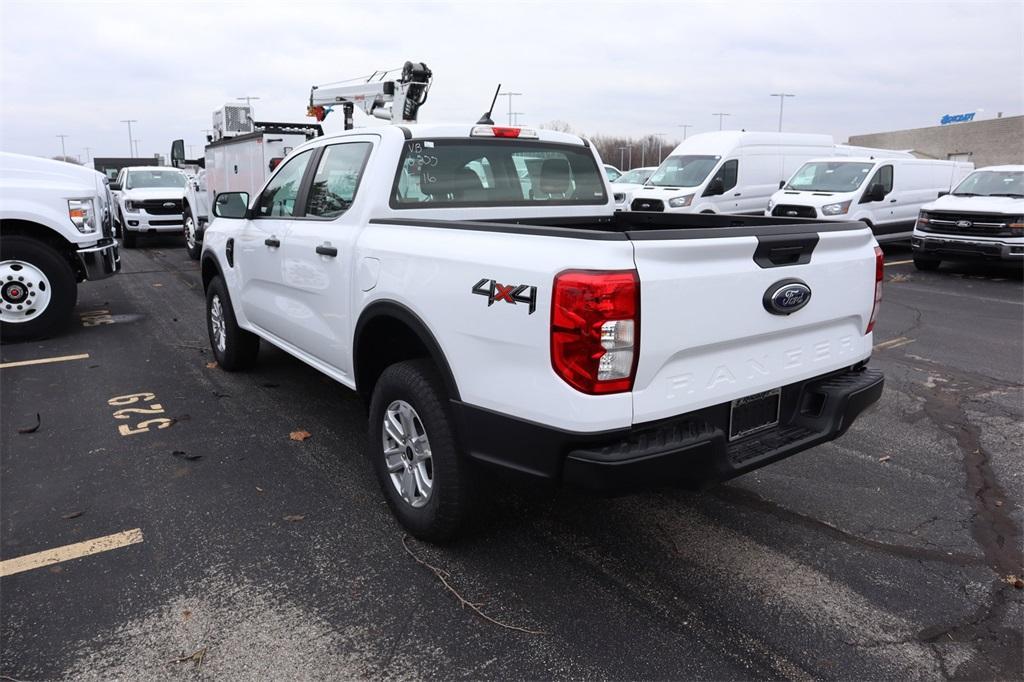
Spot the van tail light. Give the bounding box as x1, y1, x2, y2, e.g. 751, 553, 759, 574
551, 270, 639, 394
866, 246, 884, 334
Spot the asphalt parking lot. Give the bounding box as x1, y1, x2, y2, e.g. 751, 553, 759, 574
1, 237, 1021, 680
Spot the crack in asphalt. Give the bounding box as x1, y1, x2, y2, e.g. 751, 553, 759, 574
712, 486, 986, 568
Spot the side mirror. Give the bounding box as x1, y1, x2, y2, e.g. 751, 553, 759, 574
109, 182, 121, 191
779, 180, 786, 190
213, 192, 250, 219
170, 139, 185, 168
938, 190, 949, 198
705, 177, 725, 196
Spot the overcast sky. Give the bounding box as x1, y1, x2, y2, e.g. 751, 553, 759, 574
1, 0, 1021, 163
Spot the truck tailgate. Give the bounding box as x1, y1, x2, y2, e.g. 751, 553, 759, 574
630, 226, 878, 424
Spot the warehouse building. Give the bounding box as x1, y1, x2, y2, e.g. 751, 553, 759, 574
848, 114, 1023, 168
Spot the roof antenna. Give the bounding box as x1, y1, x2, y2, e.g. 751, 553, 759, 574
477, 84, 501, 125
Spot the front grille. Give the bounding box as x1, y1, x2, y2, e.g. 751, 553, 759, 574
150, 219, 184, 226
140, 199, 183, 215
631, 198, 664, 212
921, 211, 1018, 238
772, 204, 817, 219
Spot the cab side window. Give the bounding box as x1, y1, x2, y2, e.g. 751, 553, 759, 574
868, 165, 893, 195
254, 149, 314, 218
305, 143, 372, 219
705, 159, 738, 195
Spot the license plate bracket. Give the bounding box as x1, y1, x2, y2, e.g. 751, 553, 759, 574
729, 389, 781, 441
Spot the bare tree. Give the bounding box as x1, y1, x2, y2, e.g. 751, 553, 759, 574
51, 155, 83, 165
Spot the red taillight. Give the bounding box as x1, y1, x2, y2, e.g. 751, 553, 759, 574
491, 126, 521, 138
551, 270, 639, 394
866, 246, 884, 334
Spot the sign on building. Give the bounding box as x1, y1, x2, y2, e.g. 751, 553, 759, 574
940, 112, 976, 125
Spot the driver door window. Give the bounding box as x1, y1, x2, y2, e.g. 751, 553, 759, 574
866, 165, 893, 197
254, 150, 314, 218
716, 159, 738, 192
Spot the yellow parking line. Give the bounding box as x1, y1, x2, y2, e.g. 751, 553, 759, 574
0, 353, 90, 369
0, 528, 143, 577
886, 259, 913, 266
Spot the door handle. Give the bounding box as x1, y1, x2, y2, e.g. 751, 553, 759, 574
889, 199, 897, 203
316, 245, 338, 257
264, 237, 280, 248
734, 193, 742, 196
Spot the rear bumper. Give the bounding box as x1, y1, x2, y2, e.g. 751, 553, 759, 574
451, 365, 883, 492
75, 240, 120, 281
912, 234, 1024, 261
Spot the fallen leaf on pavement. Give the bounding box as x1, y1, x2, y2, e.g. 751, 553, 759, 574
152, 283, 164, 288
61, 511, 83, 520
1006, 575, 1024, 589
256, 486, 264, 493
290, 430, 312, 442
18, 413, 41, 434
205, 361, 218, 369
172, 450, 202, 461
889, 273, 910, 283
878, 455, 891, 463
283, 514, 305, 522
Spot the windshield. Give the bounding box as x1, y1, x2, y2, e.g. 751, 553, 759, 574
614, 168, 654, 184
126, 170, 186, 189
646, 155, 719, 187
952, 170, 1024, 197
785, 161, 875, 193
391, 139, 607, 208
604, 166, 621, 181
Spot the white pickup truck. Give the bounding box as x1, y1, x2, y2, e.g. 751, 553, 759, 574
201, 124, 885, 540
0, 153, 120, 341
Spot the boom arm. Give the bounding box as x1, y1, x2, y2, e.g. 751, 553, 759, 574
308, 61, 432, 129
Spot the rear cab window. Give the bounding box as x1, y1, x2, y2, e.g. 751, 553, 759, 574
390, 140, 607, 209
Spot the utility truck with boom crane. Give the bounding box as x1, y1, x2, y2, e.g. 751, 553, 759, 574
200, 61, 885, 541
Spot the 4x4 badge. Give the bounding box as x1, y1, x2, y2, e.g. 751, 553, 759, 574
472, 278, 537, 314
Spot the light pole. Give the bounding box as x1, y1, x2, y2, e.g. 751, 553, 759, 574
237, 96, 260, 119
133, 139, 140, 157
618, 146, 628, 169
56, 134, 69, 161
770, 93, 795, 132
510, 112, 525, 125
120, 120, 137, 156
653, 133, 667, 163
677, 124, 692, 140
498, 91, 522, 125
83, 146, 92, 163
712, 113, 730, 130
625, 143, 634, 170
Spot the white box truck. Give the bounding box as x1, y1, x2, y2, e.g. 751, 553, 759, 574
172, 106, 322, 258
767, 157, 974, 241
629, 132, 912, 216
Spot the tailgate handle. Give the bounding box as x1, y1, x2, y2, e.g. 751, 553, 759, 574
753, 233, 820, 269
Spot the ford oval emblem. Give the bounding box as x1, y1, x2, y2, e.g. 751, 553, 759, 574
163, 201, 176, 208
956, 220, 972, 228
763, 279, 812, 316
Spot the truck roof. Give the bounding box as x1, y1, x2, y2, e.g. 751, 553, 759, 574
122, 165, 184, 172
313, 123, 589, 147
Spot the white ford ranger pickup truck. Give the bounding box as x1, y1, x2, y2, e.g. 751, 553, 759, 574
200, 124, 885, 540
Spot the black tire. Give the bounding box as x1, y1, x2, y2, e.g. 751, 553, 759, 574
367, 359, 474, 542
184, 208, 201, 260
205, 276, 259, 370
122, 229, 137, 249
0, 236, 77, 343
913, 255, 941, 271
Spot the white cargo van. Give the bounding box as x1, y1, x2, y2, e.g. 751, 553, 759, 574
767, 157, 974, 241
629, 132, 911, 216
